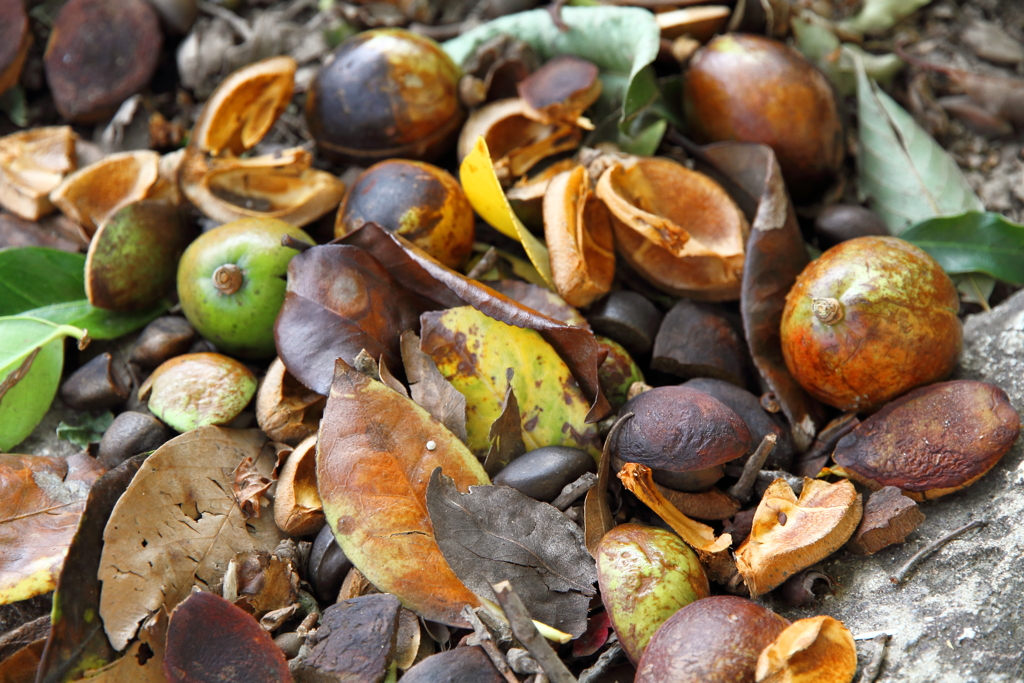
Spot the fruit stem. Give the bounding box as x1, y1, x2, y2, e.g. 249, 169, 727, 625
811, 297, 844, 325
213, 264, 244, 295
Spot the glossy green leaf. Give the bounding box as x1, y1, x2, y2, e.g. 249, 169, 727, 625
443, 6, 660, 129
420, 306, 601, 459
0, 248, 85, 316
23, 299, 168, 340
0, 317, 87, 452
855, 53, 983, 235
902, 211, 1024, 285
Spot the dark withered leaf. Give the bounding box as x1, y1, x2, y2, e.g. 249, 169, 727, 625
401, 331, 467, 443
488, 279, 590, 329
291, 594, 402, 683
698, 143, 826, 450
341, 224, 610, 422
426, 468, 596, 637
274, 244, 424, 396
482, 372, 525, 476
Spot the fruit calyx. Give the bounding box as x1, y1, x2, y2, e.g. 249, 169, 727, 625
213, 263, 244, 295
811, 297, 843, 325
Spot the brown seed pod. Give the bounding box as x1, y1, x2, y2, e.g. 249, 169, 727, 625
256, 357, 326, 447
274, 435, 324, 537
653, 298, 747, 386
832, 380, 1020, 500
0, 126, 76, 221
846, 486, 924, 555
755, 616, 857, 683
518, 55, 602, 127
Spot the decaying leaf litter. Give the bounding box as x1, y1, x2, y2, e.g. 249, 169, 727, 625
1, 0, 1024, 681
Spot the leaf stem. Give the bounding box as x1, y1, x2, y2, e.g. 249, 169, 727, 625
490, 582, 577, 683
890, 519, 985, 585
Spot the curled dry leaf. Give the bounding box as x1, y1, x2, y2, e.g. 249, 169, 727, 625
98, 427, 283, 651
656, 6, 731, 42
255, 357, 326, 446
420, 306, 600, 458
489, 279, 590, 329
316, 358, 489, 627
163, 591, 290, 683
400, 331, 468, 444
274, 434, 324, 536
231, 551, 299, 619
543, 165, 615, 307
0, 453, 103, 606
426, 469, 597, 637
0, 126, 76, 221
518, 55, 602, 128
458, 99, 582, 183
699, 142, 827, 451
274, 244, 423, 397
233, 456, 273, 519
832, 380, 1020, 501
846, 487, 924, 556
617, 463, 734, 582
340, 222, 611, 422
50, 150, 163, 236
595, 156, 749, 301
735, 478, 862, 597
755, 615, 857, 683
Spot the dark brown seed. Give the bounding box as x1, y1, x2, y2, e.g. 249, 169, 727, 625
97, 410, 171, 469
0, 1, 30, 95
308, 525, 353, 604
492, 446, 596, 503
44, 0, 163, 123
587, 291, 662, 356
653, 299, 747, 386
60, 352, 131, 411
401, 645, 504, 683
130, 316, 196, 369
814, 204, 889, 249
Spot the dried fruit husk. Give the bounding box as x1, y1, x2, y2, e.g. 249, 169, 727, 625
0, 127, 76, 221
656, 6, 731, 42
179, 147, 345, 227
50, 150, 164, 236
518, 55, 602, 128
595, 156, 749, 300
832, 380, 1021, 500
755, 615, 857, 683
256, 357, 326, 446
543, 165, 615, 307
846, 486, 924, 555
735, 478, 862, 597
274, 435, 324, 537
507, 158, 579, 229
457, 98, 583, 184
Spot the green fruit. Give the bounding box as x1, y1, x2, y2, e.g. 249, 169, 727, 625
177, 218, 312, 358
140, 352, 257, 433
596, 524, 710, 663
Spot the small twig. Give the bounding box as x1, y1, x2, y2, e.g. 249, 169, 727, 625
462, 606, 520, 683
466, 247, 500, 280
491, 582, 577, 683
577, 644, 624, 683
281, 234, 314, 252
727, 433, 776, 504
890, 520, 986, 585
551, 472, 598, 511
856, 633, 889, 683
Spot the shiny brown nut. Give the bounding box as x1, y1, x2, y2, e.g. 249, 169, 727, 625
98, 410, 171, 469
814, 204, 889, 249
44, 0, 163, 122
306, 29, 464, 165
587, 291, 662, 357
130, 317, 196, 369
60, 352, 132, 411
652, 299, 747, 386
335, 160, 474, 269
308, 525, 353, 604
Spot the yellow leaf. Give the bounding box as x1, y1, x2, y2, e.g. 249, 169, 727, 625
460, 137, 555, 289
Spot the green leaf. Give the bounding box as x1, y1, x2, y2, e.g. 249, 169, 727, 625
0, 317, 87, 452
791, 18, 903, 96
57, 411, 115, 448
443, 6, 660, 129
854, 52, 983, 235
902, 211, 1024, 285
839, 0, 932, 36
23, 299, 169, 340
0, 248, 86, 316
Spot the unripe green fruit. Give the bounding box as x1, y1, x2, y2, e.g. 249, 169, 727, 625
177, 218, 313, 359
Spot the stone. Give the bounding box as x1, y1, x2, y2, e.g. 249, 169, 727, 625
768, 289, 1024, 683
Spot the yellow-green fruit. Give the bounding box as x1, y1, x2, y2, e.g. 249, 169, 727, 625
177, 218, 312, 359
596, 524, 710, 663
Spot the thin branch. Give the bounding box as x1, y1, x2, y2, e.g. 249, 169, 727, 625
577, 644, 623, 683
462, 606, 520, 683
856, 633, 889, 683
727, 433, 777, 503
890, 520, 986, 585
466, 247, 500, 280
551, 472, 598, 511
491, 582, 577, 683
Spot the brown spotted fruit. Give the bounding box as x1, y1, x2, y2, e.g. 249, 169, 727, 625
636, 595, 789, 683
306, 29, 464, 165
596, 524, 710, 664
683, 34, 843, 200
781, 236, 962, 412
335, 160, 474, 269
139, 353, 256, 433
833, 380, 1020, 500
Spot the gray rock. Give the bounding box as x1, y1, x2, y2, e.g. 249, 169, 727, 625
768, 289, 1024, 683
12, 398, 82, 458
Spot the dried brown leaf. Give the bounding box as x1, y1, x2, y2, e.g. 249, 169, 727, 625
233, 456, 273, 520
401, 331, 468, 443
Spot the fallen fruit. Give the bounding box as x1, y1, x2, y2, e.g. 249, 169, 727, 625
177, 217, 313, 359
781, 236, 962, 411
139, 352, 257, 432
306, 29, 464, 165
596, 524, 710, 663
683, 33, 844, 199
